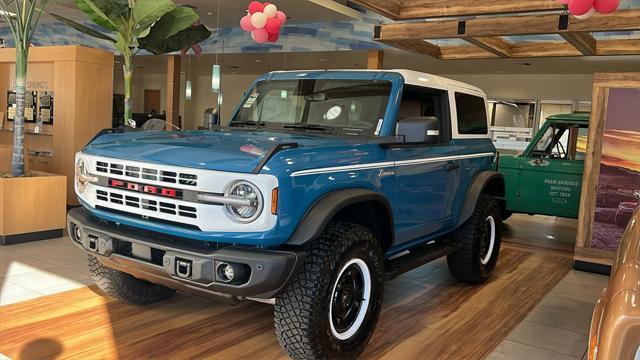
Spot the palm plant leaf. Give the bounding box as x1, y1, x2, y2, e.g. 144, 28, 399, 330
132, 0, 175, 30
138, 23, 210, 55
75, 0, 124, 31
48, 12, 116, 42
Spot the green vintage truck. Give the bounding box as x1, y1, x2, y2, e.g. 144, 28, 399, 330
499, 113, 590, 220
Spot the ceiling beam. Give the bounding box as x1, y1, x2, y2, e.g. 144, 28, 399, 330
429, 39, 640, 60
377, 39, 442, 58
375, 10, 640, 40
398, 0, 564, 19
464, 37, 512, 57
560, 32, 597, 55
439, 46, 500, 60
307, 0, 363, 20
349, 0, 400, 20
597, 39, 640, 55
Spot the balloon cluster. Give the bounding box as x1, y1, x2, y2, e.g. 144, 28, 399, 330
557, 0, 620, 19
240, 1, 287, 43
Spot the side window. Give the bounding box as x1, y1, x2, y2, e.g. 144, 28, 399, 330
455, 92, 488, 135
395, 86, 450, 144
529, 123, 586, 160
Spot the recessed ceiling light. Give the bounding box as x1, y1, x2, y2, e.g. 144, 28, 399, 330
319, 58, 328, 62
207, 12, 213, 15
254, 59, 262, 63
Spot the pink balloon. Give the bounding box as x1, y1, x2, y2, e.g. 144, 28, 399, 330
568, 0, 594, 16
593, 0, 620, 14
252, 28, 269, 43
265, 17, 281, 34
268, 31, 279, 43
248, 1, 264, 15
240, 14, 255, 32
276, 11, 287, 25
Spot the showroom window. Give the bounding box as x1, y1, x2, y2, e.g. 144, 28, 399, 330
455, 92, 488, 135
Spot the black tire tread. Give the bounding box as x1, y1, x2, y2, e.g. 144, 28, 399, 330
88, 255, 174, 305
447, 195, 502, 284
274, 221, 383, 360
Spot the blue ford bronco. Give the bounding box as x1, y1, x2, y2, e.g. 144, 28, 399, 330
68, 70, 505, 359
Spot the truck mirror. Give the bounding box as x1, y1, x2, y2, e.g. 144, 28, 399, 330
396, 116, 440, 144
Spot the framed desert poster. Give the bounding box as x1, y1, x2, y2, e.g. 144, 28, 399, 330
574, 73, 640, 274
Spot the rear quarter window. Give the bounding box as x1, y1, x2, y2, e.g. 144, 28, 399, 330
455, 92, 488, 135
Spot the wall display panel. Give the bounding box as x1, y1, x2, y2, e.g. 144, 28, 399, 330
575, 73, 640, 270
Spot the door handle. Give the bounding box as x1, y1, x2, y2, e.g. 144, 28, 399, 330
445, 162, 459, 171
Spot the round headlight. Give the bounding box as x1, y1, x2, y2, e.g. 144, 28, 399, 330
224, 180, 263, 223
75, 158, 89, 194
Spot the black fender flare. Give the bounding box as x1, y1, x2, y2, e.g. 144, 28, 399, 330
286, 188, 394, 246
456, 171, 505, 227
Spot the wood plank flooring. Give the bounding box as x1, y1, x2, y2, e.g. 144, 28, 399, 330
0, 247, 571, 360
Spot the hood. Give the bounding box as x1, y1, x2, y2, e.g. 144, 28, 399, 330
83, 129, 354, 173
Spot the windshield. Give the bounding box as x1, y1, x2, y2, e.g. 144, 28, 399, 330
229, 79, 392, 136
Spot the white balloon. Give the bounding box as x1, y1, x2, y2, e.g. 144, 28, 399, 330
263, 4, 278, 18
250, 12, 268, 28
573, 7, 595, 19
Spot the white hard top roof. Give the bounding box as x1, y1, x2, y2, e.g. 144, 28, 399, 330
270, 69, 485, 96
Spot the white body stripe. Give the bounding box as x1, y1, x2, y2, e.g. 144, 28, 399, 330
290, 152, 495, 177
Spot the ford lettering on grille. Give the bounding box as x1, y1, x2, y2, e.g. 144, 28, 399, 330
109, 179, 182, 199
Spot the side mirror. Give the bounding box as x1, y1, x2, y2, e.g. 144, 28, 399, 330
396, 116, 440, 144
204, 108, 220, 129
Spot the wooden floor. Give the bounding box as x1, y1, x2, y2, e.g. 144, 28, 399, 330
0, 246, 572, 360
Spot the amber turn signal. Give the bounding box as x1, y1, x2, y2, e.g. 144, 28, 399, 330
271, 188, 279, 215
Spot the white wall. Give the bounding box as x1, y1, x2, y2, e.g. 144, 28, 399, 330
444, 74, 594, 100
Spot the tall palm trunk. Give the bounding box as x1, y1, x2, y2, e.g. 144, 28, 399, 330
11, 48, 28, 177
123, 52, 134, 126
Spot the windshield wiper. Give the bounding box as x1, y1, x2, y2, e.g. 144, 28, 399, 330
229, 120, 266, 128
283, 124, 336, 135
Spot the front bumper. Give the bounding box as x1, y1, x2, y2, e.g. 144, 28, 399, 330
67, 208, 304, 300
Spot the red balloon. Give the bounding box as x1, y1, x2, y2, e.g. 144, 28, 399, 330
265, 17, 281, 34
268, 32, 279, 42
252, 28, 269, 43
248, 1, 264, 14
568, 0, 594, 16
593, 0, 620, 14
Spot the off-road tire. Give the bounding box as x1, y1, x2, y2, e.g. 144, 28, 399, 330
88, 255, 174, 305
447, 195, 502, 284
274, 221, 384, 360
501, 210, 513, 221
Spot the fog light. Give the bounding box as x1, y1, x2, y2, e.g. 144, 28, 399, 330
217, 262, 234, 283
71, 224, 82, 242
216, 262, 250, 285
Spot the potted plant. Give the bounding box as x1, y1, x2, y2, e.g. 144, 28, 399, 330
50, 0, 211, 126
0, 0, 68, 245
